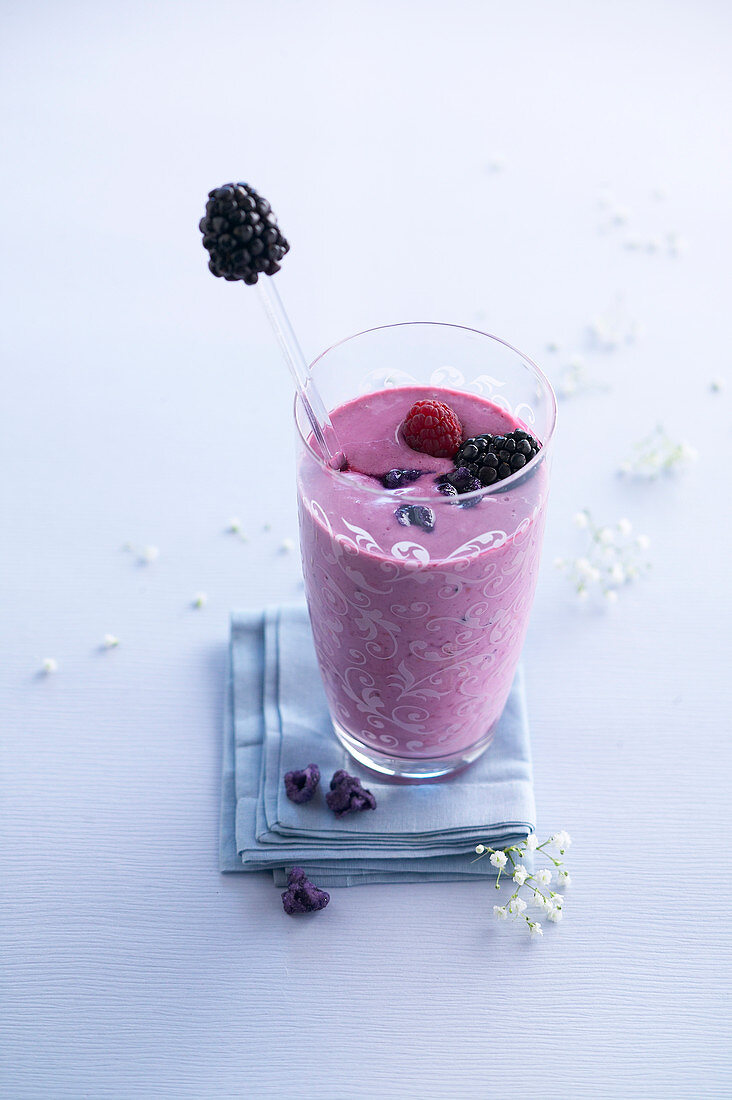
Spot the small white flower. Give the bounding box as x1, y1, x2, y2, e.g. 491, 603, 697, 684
263, 523, 272, 533
636, 535, 650, 550
513, 865, 529, 886
576, 587, 589, 602
609, 563, 625, 584
679, 443, 698, 463
553, 830, 572, 849
508, 896, 527, 917
529, 922, 543, 939
575, 557, 593, 577
192, 592, 208, 609
604, 589, 619, 603
617, 518, 632, 536
546, 341, 560, 353
573, 511, 589, 529
534, 893, 550, 914
586, 565, 601, 583
553, 556, 566, 569
490, 850, 508, 870
598, 527, 613, 545
536, 867, 552, 886
558, 870, 572, 886
493, 905, 508, 920
524, 834, 539, 852
710, 377, 724, 393
279, 538, 295, 553
547, 905, 563, 923
227, 518, 241, 533
102, 634, 119, 648
41, 658, 58, 674
475, 844, 485, 854
140, 545, 159, 564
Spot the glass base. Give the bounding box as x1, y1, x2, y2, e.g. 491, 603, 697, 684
332, 721, 496, 783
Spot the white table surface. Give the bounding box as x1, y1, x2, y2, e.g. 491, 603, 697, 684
3, 2, 731, 1096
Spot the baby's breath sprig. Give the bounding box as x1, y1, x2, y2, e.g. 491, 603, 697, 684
474, 831, 572, 939
619, 425, 698, 479
554, 511, 650, 604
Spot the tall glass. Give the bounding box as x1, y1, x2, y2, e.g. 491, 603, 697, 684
296, 323, 557, 780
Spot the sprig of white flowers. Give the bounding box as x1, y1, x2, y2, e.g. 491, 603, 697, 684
554, 511, 650, 604
619, 426, 698, 479
474, 831, 572, 939
554, 355, 608, 400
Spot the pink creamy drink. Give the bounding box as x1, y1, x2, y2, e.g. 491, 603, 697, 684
298, 384, 550, 776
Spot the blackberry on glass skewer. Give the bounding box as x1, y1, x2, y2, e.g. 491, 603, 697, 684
199, 182, 345, 470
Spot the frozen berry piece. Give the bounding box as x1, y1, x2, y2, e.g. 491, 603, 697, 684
200, 182, 290, 284
281, 867, 330, 915
379, 468, 425, 490
435, 468, 481, 503
283, 763, 321, 804
326, 770, 377, 818
402, 400, 463, 458
394, 504, 435, 532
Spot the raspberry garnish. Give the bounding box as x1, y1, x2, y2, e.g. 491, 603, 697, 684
402, 400, 463, 458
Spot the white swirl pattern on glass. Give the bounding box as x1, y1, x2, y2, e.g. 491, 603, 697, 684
299, 492, 546, 757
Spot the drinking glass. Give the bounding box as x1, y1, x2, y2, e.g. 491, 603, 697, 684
295, 322, 557, 780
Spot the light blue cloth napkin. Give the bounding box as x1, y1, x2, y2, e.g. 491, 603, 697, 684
220, 606, 536, 886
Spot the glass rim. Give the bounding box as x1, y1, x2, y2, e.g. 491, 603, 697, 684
294, 320, 558, 503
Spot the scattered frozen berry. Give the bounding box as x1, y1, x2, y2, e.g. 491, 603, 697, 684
379, 469, 425, 490
326, 770, 377, 817
402, 400, 463, 458
284, 763, 321, 804
281, 867, 330, 915
394, 504, 435, 532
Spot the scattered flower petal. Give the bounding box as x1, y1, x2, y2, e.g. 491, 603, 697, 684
493, 905, 508, 920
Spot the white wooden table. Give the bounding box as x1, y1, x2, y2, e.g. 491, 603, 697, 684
3, 2, 731, 1095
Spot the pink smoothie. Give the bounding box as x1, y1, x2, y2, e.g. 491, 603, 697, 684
298, 386, 549, 761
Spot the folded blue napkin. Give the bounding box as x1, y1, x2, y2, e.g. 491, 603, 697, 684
220, 606, 536, 886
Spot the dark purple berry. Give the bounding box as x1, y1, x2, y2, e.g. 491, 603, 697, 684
281, 867, 330, 915
283, 763, 321, 804
453, 428, 541, 485
325, 770, 377, 818
380, 469, 425, 490
200, 182, 289, 284
395, 504, 435, 532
